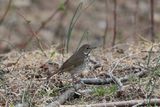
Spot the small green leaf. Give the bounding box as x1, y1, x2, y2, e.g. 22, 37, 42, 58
50, 51, 55, 58
92, 85, 117, 97
9, 103, 15, 107
58, 2, 65, 11
154, 68, 160, 76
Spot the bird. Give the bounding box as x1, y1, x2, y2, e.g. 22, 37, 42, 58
48, 44, 96, 81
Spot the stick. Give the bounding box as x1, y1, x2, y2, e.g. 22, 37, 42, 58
46, 84, 82, 107
80, 68, 148, 85
60, 98, 160, 107
108, 72, 124, 91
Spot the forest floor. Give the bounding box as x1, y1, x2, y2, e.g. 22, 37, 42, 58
0, 42, 160, 106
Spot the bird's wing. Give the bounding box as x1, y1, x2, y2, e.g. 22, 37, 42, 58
59, 54, 84, 72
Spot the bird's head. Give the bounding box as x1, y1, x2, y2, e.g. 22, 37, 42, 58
77, 44, 96, 55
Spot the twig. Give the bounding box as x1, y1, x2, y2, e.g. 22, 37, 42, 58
108, 72, 124, 91
23, 0, 69, 50
145, 77, 156, 98
107, 55, 124, 90
112, 0, 117, 46
150, 0, 155, 42
132, 102, 143, 107
46, 84, 82, 107
133, 0, 139, 41
60, 98, 160, 107
80, 77, 113, 85
108, 53, 131, 74
103, 0, 108, 48
141, 50, 160, 53
80, 67, 148, 85
17, 11, 48, 57
11, 53, 24, 72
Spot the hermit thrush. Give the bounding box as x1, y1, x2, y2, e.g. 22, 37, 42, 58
49, 44, 96, 80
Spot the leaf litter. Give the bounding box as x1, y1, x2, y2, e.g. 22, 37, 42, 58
0, 42, 160, 106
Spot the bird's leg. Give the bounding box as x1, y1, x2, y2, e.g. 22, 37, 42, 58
70, 73, 76, 91
71, 73, 76, 83
71, 73, 81, 89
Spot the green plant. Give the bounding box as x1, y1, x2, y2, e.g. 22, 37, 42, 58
153, 68, 160, 77
92, 85, 117, 97
21, 79, 35, 107
38, 87, 60, 97
58, 2, 65, 11
76, 30, 89, 51
21, 89, 32, 107
146, 45, 153, 67
9, 102, 14, 107
50, 50, 56, 58
66, 2, 83, 53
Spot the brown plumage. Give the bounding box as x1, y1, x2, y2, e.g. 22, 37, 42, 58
49, 44, 96, 79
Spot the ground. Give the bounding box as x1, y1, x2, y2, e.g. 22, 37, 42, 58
0, 42, 160, 106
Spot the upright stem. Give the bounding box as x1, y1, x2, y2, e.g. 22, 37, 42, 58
112, 0, 117, 46
150, 0, 155, 42
103, 0, 108, 48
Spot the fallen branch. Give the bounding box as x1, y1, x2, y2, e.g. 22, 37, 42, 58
60, 98, 160, 107
46, 84, 82, 107
80, 68, 148, 85
108, 72, 124, 91
80, 77, 114, 85
132, 102, 143, 107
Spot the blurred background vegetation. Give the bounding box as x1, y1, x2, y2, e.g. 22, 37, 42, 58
0, 0, 159, 53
